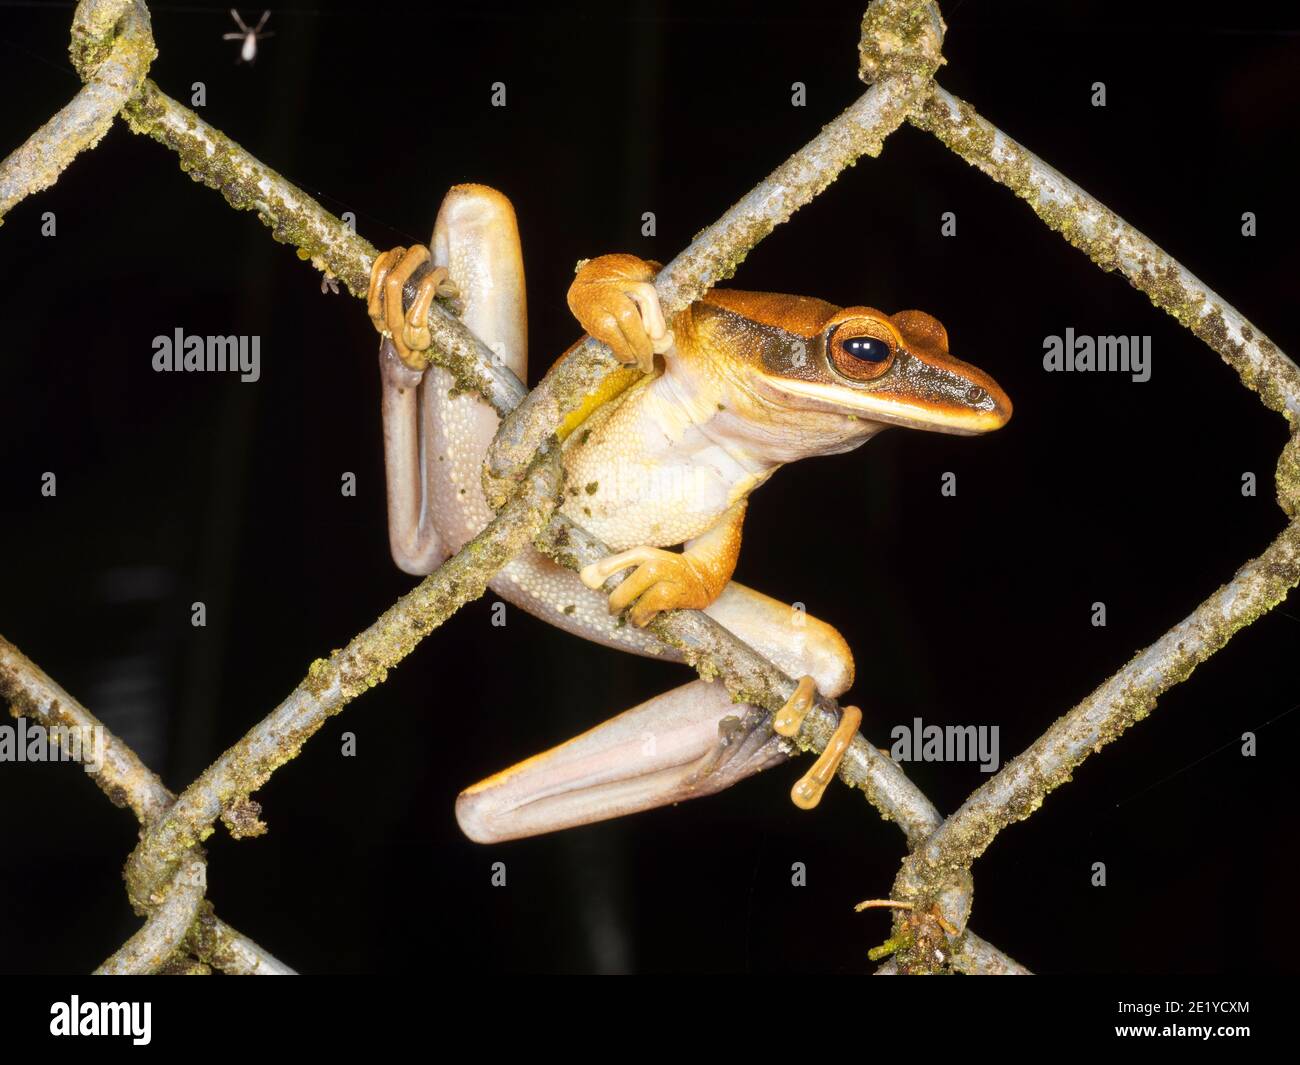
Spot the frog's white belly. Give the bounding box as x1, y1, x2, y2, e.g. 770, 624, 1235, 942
560, 452, 737, 549
557, 375, 764, 550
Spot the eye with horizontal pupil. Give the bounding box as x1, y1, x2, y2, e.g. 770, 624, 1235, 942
842, 336, 891, 362
829, 325, 896, 382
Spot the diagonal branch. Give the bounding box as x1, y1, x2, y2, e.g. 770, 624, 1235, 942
878, 85, 1300, 944
122, 447, 562, 914
94, 855, 206, 975
911, 85, 1300, 426
0, 635, 294, 974
0, 0, 154, 221
901, 522, 1300, 893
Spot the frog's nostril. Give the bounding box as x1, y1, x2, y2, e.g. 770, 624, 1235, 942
966, 385, 988, 405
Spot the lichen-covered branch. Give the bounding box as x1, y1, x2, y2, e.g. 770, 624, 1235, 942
1, 633, 169, 824
875, 928, 1033, 975
952, 932, 1032, 975
900, 520, 1300, 893
123, 82, 372, 297
0, 0, 154, 221
881, 85, 1300, 924
537, 516, 1021, 973
0, 634, 293, 974
910, 85, 1300, 430
118, 83, 527, 417
121, 447, 562, 914
94, 855, 206, 975
184, 900, 296, 975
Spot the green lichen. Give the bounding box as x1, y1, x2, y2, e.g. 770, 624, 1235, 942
122, 83, 374, 298
125, 453, 562, 912
868, 929, 914, 963
859, 0, 945, 85
912, 89, 1300, 436
1276, 435, 1300, 517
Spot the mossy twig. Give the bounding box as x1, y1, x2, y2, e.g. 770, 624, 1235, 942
0, 0, 155, 221
0, 635, 293, 974
121, 448, 562, 915
886, 84, 1300, 921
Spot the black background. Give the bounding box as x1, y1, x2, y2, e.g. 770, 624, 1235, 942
1, 0, 1297, 975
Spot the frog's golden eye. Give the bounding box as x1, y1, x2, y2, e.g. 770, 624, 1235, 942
827, 321, 897, 382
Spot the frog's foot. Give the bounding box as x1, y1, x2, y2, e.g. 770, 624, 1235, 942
790, 702, 862, 810
771, 675, 861, 810
579, 546, 713, 627
367, 245, 459, 370
567, 253, 673, 374
681, 704, 775, 788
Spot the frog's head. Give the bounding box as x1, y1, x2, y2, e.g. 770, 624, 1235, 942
792, 305, 1012, 434
683, 291, 1011, 459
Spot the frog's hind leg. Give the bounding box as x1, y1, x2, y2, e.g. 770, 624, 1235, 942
454, 581, 857, 843
372, 184, 528, 573
703, 582, 855, 698
455, 679, 786, 844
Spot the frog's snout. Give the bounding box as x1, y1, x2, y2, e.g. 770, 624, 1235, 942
968, 369, 1013, 431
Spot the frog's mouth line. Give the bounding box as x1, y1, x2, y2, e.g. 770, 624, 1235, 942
761, 375, 1011, 435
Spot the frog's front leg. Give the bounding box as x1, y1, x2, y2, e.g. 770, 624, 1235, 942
579, 500, 745, 627
567, 253, 673, 374
567, 255, 744, 625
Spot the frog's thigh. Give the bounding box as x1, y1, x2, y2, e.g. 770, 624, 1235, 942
455, 679, 785, 844
704, 582, 855, 699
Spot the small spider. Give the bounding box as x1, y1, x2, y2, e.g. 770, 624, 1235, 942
224, 9, 273, 65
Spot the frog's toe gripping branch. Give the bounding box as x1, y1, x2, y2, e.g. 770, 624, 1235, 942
579, 547, 714, 627
567, 253, 673, 374
773, 678, 863, 810
455, 680, 787, 844
367, 245, 455, 370
578, 501, 747, 627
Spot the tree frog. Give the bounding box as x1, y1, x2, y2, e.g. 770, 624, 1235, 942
366, 185, 1011, 843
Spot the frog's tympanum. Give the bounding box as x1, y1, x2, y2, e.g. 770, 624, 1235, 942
367, 185, 1011, 842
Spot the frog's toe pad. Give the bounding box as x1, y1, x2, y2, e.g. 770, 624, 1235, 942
773, 675, 817, 737
791, 703, 862, 810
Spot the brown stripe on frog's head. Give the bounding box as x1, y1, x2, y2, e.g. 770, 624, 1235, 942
692, 291, 1011, 436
